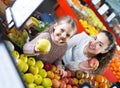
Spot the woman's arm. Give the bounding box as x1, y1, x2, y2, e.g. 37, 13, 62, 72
67, 32, 89, 49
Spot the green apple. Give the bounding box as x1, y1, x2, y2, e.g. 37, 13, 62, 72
34, 74, 43, 85
39, 69, 47, 78
29, 65, 39, 75
42, 78, 52, 87
19, 54, 28, 63
35, 39, 51, 53
28, 83, 36, 88
35, 60, 44, 69
23, 73, 34, 84
11, 50, 20, 60
27, 57, 36, 66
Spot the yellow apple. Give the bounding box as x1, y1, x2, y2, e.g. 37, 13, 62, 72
35, 39, 51, 53
39, 69, 47, 78
19, 54, 28, 63
34, 74, 43, 85
35, 60, 44, 69
42, 78, 52, 87
23, 73, 34, 84
27, 57, 36, 66
11, 50, 20, 60
47, 71, 54, 79
29, 65, 39, 75
28, 83, 36, 88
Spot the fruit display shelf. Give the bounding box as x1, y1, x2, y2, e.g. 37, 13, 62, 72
10, 49, 114, 88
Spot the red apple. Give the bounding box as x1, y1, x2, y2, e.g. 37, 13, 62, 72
43, 62, 52, 71
68, 78, 75, 86
52, 79, 60, 88
71, 71, 75, 77
47, 71, 55, 79
61, 77, 69, 84
88, 58, 99, 69
59, 80, 66, 88
72, 85, 79, 88
66, 70, 72, 77
75, 70, 85, 79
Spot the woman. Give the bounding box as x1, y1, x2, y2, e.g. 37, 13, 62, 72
57, 30, 116, 76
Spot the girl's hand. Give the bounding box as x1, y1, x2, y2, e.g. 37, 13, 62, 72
56, 65, 67, 78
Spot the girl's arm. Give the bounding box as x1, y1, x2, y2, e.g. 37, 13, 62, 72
23, 32, 50, 55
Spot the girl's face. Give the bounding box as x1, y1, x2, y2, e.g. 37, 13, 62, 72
52, 22, 74, 44
86, 32, 110, 55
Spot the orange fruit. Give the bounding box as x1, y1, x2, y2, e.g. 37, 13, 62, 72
99, 82, 109, 88
95, 75, 105, 83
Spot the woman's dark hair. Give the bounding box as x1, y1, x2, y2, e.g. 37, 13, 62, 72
94, 30, 116, 74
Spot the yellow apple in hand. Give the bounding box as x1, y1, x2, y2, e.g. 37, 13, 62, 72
35, 39, 51, 53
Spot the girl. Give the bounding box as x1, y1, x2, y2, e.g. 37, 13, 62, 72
57, 30, 116, 76
23, 16, 77, 64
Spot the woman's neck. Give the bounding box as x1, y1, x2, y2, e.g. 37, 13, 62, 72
83, 45, 95, 58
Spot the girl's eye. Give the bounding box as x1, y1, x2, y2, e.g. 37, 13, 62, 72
66, 34, 70, 37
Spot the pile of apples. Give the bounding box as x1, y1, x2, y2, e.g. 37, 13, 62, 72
11, 50, 112, 88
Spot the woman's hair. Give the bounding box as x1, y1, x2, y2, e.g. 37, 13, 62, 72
94, 30, 116, 74
56, 15, 77, 35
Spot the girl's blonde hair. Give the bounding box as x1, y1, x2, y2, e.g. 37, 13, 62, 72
56, 15, 77, 35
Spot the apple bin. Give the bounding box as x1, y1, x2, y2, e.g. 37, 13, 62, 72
11, 50, 114, 88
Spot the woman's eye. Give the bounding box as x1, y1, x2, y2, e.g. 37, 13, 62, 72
99, 44, 102, 47
94, 37, 97, 40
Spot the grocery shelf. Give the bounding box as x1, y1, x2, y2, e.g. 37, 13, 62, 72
54, 0, 84, 33
84, 0, 120, 46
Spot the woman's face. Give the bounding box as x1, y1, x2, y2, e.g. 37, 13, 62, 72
86, 32, 110, 55
52, 22, 74, 44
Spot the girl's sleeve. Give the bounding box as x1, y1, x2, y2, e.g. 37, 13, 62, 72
23, 32, 49, 55
67, 32, 88, 49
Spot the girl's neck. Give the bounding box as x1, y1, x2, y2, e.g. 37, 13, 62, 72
84, 45, 95, 58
